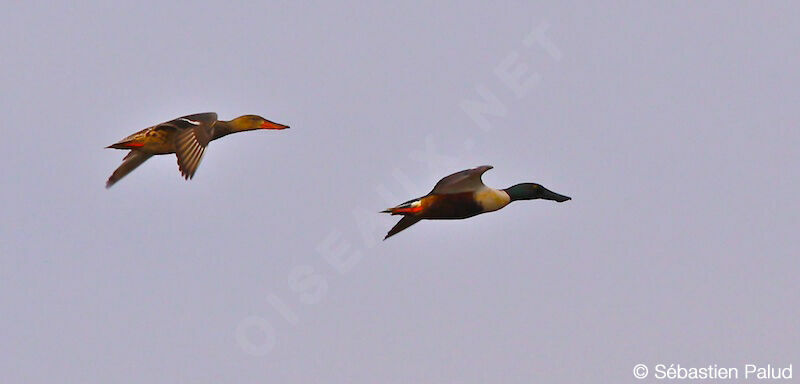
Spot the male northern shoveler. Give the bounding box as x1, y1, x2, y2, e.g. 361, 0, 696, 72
381, 165, 570, 239
105, 112, 289, 188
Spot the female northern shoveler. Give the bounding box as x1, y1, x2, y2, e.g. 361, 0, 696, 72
105, 112, 289, 188
381, 165, 570, 239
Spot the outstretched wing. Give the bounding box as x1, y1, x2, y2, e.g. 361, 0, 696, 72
106, 150, 153, 188
163, 113, 218, 179
429, 165, 493, 194
384, 216, 422, 240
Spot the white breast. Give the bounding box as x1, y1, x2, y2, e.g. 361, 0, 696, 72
474, 188, 511, 212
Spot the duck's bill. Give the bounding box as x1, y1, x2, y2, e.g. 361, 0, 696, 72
541, 188, 571, 202
260, 120, 290, 130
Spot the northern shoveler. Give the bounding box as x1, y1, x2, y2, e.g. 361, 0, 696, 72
382, 165, 570, 239
105, 112, 289, 188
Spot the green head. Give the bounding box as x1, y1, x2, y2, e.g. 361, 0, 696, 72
504, 183, 571, 202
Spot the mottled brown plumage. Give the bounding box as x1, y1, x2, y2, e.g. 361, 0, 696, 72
105, 113, 289, 188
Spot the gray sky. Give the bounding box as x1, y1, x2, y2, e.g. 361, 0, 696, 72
2, 1, 798, 383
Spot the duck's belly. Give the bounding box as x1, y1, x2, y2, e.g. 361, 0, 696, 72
140, 142, 175, 154
421, 193, 486, 219
417, 188, 511, 219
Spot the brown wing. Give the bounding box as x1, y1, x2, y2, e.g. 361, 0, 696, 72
166, 113, 217, 179
384, 216, 422, 240
429, 165, 493, 194
106, 150, 153, 188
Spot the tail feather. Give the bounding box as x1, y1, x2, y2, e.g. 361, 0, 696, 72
387, 206, 422, 214
107, 141, 145, 149
106, 151, 152, 188
384, 216, 422, 240
382, 198, 422, 215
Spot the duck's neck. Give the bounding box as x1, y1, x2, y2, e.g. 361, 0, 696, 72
504, 184, 532, 202
211, 120, 234, 140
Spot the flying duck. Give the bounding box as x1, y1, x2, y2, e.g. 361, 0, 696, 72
381, 165, 570, 239
105, 112, 289, 188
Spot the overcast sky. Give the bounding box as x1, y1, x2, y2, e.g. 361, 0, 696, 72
1, 1, 798, 383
